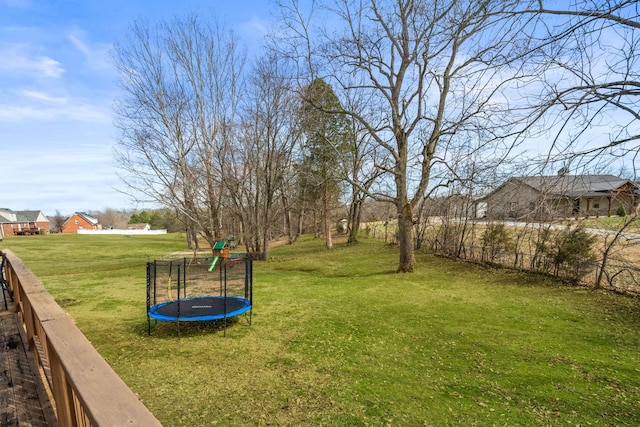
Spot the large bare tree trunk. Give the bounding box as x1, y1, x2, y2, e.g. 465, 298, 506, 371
297, 206, 305, 237
261, 208, 270, 260
281, 191, 296, 244
397, 203, 415, 272
347, 196, 361, 244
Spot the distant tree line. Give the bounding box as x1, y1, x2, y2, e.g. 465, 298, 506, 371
47, 208, 182, 233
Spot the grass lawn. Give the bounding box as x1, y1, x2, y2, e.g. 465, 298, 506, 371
3, 233, 640, 426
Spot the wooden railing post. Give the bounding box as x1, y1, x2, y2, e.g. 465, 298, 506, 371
48, 347, 77, 426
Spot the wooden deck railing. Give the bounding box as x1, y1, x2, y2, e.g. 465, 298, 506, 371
1, 249, 162, 427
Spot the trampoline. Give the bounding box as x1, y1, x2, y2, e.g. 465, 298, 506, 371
146, 254, 253, 335
148, 295, 251, 322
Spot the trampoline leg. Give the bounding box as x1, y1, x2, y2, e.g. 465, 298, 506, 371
223, 316, 227, 337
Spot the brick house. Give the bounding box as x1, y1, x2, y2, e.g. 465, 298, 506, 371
477, 174, 639, 220
61, 212, 101, 234
0, 208, 50, 237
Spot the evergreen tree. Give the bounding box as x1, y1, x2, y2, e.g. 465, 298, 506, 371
299, 78, 352, 248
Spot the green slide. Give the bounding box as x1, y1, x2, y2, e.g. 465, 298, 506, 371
208, 255, 220, 271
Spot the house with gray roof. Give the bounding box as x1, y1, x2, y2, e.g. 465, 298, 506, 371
477, 174, 639, 220
0, 208, 50, 238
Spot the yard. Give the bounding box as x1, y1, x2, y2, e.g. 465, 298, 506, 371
3, 233, 640, 426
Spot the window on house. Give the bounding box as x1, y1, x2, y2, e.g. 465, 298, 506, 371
74, 219, 79, 224
593, 201, 600, 209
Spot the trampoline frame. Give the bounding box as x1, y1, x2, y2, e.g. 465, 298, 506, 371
146, 255, 253, 335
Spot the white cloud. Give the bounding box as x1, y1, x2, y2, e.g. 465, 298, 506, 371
16, 89, 67, 104
0, 95, 111, 122
68, 33, 91, 55
34, 56, 63, 77
64, 28, 114, 74
239, 16, 269, 37
237, 16, 269, 51
0, 42, 64, 78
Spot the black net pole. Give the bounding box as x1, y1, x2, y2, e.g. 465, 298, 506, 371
223, 260, 228, 337
168, 260, 173, 299
244, 257, 249, 299
146, 262, 151, 335
249, 258, 253, 325
177, 263, 181, 338
176, 264, 181, 318
182, 257, 187, 299
218, 260, 223, 295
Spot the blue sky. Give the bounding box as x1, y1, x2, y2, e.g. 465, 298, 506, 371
0, 0, 271, 216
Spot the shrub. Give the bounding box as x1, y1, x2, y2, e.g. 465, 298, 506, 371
531, 227, 552, 272
551, 226, 596, 280
481, 224, 512, 262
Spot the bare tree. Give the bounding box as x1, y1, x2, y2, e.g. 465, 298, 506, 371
50, 210, 66, 233
595, 205, 640, 289
518, 1, 640, 174
339, 92, 385, 244
277, 0, 535, 271
497, 1, 640, 290
229, 52, 299, 257
113, 14, 245, 249
91, 208, 131, 230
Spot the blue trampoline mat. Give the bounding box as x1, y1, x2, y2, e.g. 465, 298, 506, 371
149, 296, 251, 321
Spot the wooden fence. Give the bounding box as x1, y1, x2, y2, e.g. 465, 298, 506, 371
1, 249, 162, 427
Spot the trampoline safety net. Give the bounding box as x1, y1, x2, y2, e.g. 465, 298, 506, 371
146, 255, 253, 334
